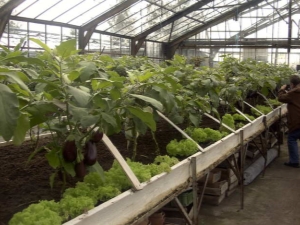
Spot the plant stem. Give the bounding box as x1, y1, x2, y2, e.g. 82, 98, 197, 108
131, 123, 137, 161
151, 131, 160, 156
57, 59, 73, 132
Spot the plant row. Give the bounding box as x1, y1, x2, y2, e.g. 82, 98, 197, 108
9, 155, 179, 225
0, 39, 294, 224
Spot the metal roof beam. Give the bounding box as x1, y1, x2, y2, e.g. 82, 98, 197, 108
144, 0, 205, 25
0, 0, 25, 17
79, 0, 139, 52
10, 16, 79, 29
170, 0, 266, 47
0, 0, 25, 39
82, 0, 139, 30
182, 39, 300, 46
181, 5, 300, 51
134, 0, 214, 41
0, 13, 10, 40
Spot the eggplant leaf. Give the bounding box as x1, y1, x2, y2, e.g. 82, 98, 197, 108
127, 106, 156, 131
129, 94, 163, 111
0, 84, 20, 141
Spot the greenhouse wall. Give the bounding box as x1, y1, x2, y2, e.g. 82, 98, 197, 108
0, 20, 164, 60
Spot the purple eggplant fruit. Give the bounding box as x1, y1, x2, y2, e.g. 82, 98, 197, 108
84, 141, 97, 166
90, 131, 103, 143
63, 140, 77, 162
75, 161, 86, 178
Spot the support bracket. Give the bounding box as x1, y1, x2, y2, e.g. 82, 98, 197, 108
131, 36, 146, 56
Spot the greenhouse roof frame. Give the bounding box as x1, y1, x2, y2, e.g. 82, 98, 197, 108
0, 0, 299, 58
169, 0, 266, 46
0, 0, 24, 39
78, 0, 140, 50
182, 1, 300, 48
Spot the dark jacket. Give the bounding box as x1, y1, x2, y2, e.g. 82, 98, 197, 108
278, 84, 300, 132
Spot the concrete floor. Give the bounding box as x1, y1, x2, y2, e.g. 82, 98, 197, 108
199, 141, 300, 225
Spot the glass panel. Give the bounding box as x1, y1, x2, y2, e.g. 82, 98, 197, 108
46, 25, 61, 49
163, 0, 246, 42
153, 42, 162, 58
17, 0, 61, 18
12, 0, 38, 16
28, 23, 46, 48
72, 0, 125, 26
101, 34, 112, 55
290, 49, 300, 69
0, 24, 9, 46
54, 0, 114, 26
111, 37, 121, 55
7, 21, 28, 49
37, 0, 84, 21
88, 33, 100, 51
101, 1, 161, 35
146, 41, 154, 57
147, 23, 172, 41
120, 38, 130, 55
124, 9, 174, 36
62, 27, 77, 42
97, 0, 198, 36
128, 0, 197, 36
147, 0, 198, 13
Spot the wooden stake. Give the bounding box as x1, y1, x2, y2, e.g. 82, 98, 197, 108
203, 113, 237, 134
156, 110, 204, 152
102, 134, 142, 191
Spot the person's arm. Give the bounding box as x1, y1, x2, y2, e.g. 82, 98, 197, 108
278, 85, 292, 103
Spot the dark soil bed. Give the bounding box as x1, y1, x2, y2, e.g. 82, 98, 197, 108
0, 97, 264, 224
1, 118, 219, 225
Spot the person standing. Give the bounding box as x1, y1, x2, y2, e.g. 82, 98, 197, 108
278, 75, 300, 168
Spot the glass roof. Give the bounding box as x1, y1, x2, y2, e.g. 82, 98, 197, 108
4, 0, 300, 44
147, 0, 246, 41
97, 0, 198, 36
12, 0, 127, 26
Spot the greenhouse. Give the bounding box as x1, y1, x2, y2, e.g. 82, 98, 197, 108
0, 0, 300, 225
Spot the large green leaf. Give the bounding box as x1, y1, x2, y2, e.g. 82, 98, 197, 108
5, 56, 45, 67
189, 113, 200, 127
88, 162, 105, 181
133, 117, 148, 135
69, 104, 98, 127
46, 150, 60, 169
81, 115, 100, 127
101, 112, 117, 128
99, 55, 114, 63
110, 88, 121, 100
79, 62, 97, 82
26, 102, 58, 127
14, 37, 26, 51
13, 113, 30, 146
63, 161, 76, 177
68, 71, 80, 81
69, 104, 89, 120
8, 83, 30, 97
129, 94, 163, 111
152, 86, 176, 112
0, 45, 10, 53
164, 66, 178, 74
0, 71, 31, 93
22, 68, 39, 79
127, 106, 156, 131
138, 71, 154, 82
0, 84, 20, 141
56, 39, 77, 58
67, 86, 91, 107
30, 38, 52, 54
